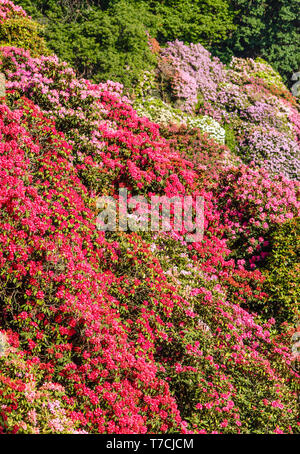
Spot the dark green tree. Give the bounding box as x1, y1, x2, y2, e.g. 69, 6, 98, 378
14, 0, 160, 89
131, 0, 236, 47
223, 0, 300, 85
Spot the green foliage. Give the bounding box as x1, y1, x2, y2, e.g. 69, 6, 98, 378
262, 218, 300, 326
136, 0, 235, 47
13, 0, 299, 87
253, 58, 286, 91
14, 0, 160, 88
13, 0, 235, 86
222, 0, 300, 85
0, 16, 50, 56
224, 121, 238, 154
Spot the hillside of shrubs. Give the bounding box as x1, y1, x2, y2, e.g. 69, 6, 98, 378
0, 0, 299, 434
10, 0, 300, 88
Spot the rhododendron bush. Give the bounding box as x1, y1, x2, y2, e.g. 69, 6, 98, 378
155, 41, 300, 180
0, 0, 49, 57
0, 1, 299, 435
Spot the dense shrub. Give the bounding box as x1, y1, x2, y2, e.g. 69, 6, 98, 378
0, 0, 49, 56
215, 165, 300, 267
13, 0, 300, 87
13, 0, 235, 83
0, 89, 296, 434
0, 1, 299, 435
134, 95, 226, 144
11, 0, 159, 89
158, 40, 226, 114
0, 99, 186, 433
0, 63, 298, 434
223, 0, 300, 86
136, 0, 235, 48
0, 339, 86, 434
0, 0, 26, 20
160, 123, 234, 185
156, 41, 300, 179
261, 218, 300, 326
